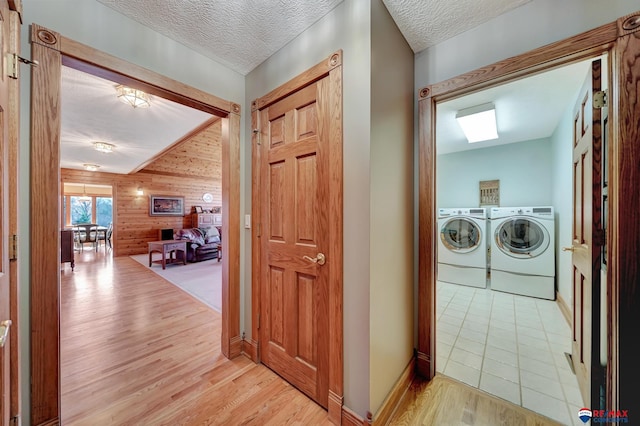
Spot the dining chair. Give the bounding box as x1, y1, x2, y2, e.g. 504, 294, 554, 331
75, 223, 99, 251
97, 222, 113, 251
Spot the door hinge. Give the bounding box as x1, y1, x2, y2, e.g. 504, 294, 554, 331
7, 53, 39, 79
10, 414, 20, 426
593, 90, 608, 109
9, 234, 17, 260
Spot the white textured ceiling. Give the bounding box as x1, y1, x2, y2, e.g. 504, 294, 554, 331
95, 0, 344, 75
93, 0, 533, 75
382, 0, 531, 53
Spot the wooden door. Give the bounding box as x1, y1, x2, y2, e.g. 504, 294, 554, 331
570, 58, 603, 407
0, 0, 17, 423
259, 79, 331, 407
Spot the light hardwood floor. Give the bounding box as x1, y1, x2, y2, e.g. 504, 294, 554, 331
60, 250, 330, 425
61, 251, 563, 425
389, 375, 562, 426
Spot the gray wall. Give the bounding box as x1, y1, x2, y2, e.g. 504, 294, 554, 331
436, 139, 553, 209
369, 0, 415, 415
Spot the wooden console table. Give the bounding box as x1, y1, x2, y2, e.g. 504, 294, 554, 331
148, 240, 187, 270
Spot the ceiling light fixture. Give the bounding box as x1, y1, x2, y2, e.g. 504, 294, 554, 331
456, 103, 498, 143
93, 141, 115, 153
83, 163, 100, 172
116, 84, 151, 108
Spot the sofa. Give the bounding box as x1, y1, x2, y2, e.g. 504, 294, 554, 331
174, 227, 220, 262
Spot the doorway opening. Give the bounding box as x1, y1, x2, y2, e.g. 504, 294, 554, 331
30, 24, 241, 425
429, 54, 608, 423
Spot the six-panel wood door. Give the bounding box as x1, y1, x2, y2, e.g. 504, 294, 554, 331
570, 58, 603, 407
259, 79, 330, 407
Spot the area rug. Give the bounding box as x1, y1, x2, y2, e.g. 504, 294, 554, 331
130, 254, 221, 312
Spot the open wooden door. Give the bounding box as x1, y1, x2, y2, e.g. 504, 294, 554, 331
568, 58, 604, 408
1, 0, 21, 423
254, 52, 343, 417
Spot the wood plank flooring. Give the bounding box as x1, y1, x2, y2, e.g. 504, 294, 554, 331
62, 251, 564, 425
60, 250, 330, 425
389, 375, 562, 426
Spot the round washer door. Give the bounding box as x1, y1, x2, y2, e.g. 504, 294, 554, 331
440, 217, 482, 253
495, 217, 550, 258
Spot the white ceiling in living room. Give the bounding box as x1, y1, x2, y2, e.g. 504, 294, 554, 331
60, 65, 214, 175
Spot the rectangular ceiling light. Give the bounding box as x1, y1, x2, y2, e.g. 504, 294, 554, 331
456, 103, 498, 143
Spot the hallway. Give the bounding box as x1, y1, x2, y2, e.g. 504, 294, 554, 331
60, 254, 330, 424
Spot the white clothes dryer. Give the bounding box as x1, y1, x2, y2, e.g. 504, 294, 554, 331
437, 207, 487, 288
490, 206, 555, 299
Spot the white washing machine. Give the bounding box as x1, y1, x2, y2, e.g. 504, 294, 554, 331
437, 207, 487, 288
490, 206, 555, 299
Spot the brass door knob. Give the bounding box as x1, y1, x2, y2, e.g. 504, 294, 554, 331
303, 253, 326, 265
562, 246, 576, 252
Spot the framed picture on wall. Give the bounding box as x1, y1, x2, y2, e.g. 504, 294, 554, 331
150, 195, 185, 216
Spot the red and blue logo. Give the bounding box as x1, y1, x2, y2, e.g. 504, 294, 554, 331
579, 408, 592, 423
580, 408, 629, 423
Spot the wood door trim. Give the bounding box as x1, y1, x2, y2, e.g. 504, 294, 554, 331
59, 38, 234, 117
251, 51, 342, 112
251, 50, 343, 424
418, 10, 640, 414
29, 23, 241, 425
423, 21, 618, 101
8, 4, 21, 421
610, 11, 640, 413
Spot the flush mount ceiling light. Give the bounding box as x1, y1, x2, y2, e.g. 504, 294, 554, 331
116, 84, 151, 108
83, 163, 100, 172
93, 141, 115, 153
456, 103, 498, 143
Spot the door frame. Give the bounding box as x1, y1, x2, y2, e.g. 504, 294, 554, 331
29, 24, 241, 425
7, 1, 22, 423
250, 50, 344, 424
417, 11, 640, 413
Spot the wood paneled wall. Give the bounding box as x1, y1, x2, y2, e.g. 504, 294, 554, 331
61, 119, 222, 257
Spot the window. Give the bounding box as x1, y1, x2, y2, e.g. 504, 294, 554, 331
63, 183, 113, 227
96, 197, 113, 227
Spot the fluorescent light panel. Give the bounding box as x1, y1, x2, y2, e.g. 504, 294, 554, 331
456, 103, 498, 143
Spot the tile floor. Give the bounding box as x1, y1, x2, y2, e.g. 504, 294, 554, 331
436, 280, 586, 425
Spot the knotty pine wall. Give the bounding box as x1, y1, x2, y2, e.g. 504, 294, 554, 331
61, 119, 222, 257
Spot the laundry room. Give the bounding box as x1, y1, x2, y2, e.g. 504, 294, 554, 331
433, 55, 606, 421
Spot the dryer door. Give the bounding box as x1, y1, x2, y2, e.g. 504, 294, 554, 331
495, 217, 549, 258
440, 217, 482, 253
